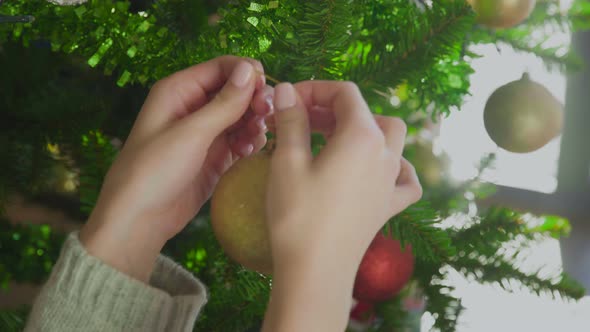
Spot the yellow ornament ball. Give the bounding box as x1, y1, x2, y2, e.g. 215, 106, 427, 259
468, 0, 536, 29
483, 73, 563, 153
210, 151, 273, 274
410, 141, 448, 187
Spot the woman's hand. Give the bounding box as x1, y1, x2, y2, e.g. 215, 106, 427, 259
262, 81, 422, 332
79, 56, 273, 282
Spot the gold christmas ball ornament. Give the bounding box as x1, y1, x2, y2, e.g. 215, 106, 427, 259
210, 151, 273, 274
483, 73, 563, 153
410, 141, 448, 187
468, 0, 536, 29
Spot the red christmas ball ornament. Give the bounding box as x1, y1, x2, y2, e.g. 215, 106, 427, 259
353, 233, 415, 302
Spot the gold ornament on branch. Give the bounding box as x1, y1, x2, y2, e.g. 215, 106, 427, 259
210, 152, 274, 274
483, 73, 563, 153
467, 0, 536, 29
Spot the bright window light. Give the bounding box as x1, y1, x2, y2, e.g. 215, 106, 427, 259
432, 25, 590, 332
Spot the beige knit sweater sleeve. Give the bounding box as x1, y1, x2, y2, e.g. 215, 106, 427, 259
24, 232, 208, 332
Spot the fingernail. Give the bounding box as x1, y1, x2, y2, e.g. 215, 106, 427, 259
256, 74, 266, 90
265, 94, 274, 113
240, 144, 254, 156
230, 62, 254, 88
274, 83, 296, 111
257, 117, 267, 131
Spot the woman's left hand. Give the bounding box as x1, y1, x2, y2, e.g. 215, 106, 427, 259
80, 56, 272, 282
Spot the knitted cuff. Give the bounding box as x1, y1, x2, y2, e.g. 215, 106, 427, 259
27, 232, 207, 331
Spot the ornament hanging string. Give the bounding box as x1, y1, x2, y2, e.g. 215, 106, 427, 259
257, 71, 281, 85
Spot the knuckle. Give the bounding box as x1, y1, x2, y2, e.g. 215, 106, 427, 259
356, 125, 384, 148
277, 110, 305, 126
272, 147, 306, 166
340, 81, 361, 94
212, 87, 233, 104
151, 75, 183, 95
219, 55, 239, 63
150, 77, 171, 93
388, 117, 407, 136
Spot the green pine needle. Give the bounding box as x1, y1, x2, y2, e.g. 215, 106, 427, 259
0, 309, 26, 332
386, 201, 456, 263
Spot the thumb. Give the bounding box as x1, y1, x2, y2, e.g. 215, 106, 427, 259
181, 61, 257, 141
273, 83, 312, 172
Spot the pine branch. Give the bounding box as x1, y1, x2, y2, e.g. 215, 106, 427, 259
523, 0, 570, 30
450, 208, 536, 259
467, 0, 590, 74
78, 131, 117, 214
449, 209, 585, 300
0, 218, 65, 285
0, 308, 27, 332
276, 0, 352, 81
385, 202, 456, 263
569, 0, 590, 30
426, 153, 496, 218
151, 0, 216, 41
346, 0, 475, 117
195, 252, 271, 331
452, 255, 585, 300
168, 220, 271, 331
424, 284, 463, 332
496, 35, 582, 73
525, 0, 590, 31
470, 28, 583, 73
353, 0, 474, 87
373, 297, 407, 332
1, 0, 182, 86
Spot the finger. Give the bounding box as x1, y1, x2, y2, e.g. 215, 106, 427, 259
265, 113, 276, 132
247, 116, 267, 137
231, 129, 266, 157
308, 106, 335, 134
273, 82, 312, 172
251, 85, 274, 116
133, 56, 263, 141
251, 132, 268, 153
177, 61, 259, 142
375, 116, 407, 157
293, 81, 377, 136
392, 158, 423, 211
245, 117, 268, 153
228, 114, 265, 144
230, 132, 255, 158
225, 86, 272, 134
268, 105, 335, 136
229, 114, 266, 157
293, 110, 402, 145
252, 61, 266, 90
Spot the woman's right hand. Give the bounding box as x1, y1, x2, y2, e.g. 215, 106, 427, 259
262, 81, 422, 332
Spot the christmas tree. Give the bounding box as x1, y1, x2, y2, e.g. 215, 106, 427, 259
1, 0, 589, 331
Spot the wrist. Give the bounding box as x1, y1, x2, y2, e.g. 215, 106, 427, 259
80, 206, 168, 283
271, 227, 368, 277
263, 250, 359, 332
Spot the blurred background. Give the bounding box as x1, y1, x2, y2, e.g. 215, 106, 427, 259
432, 37, 590, 332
